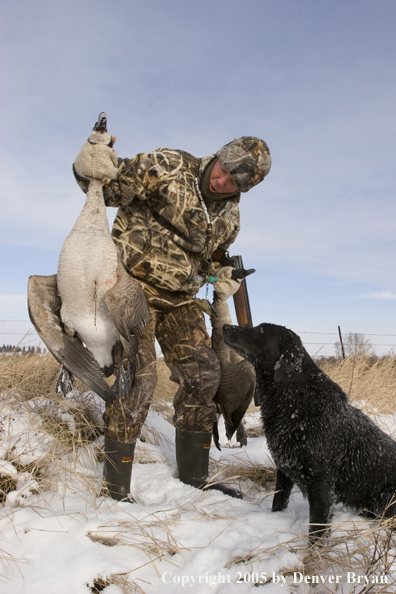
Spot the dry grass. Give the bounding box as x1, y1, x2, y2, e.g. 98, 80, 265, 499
318, 355, 396, 415
5, 351, 394, 416
0, 353, 104, 506
226, 515, 396, 593
211, 455, 277, 495
89, 575, 146, 594
0, 351, 177, 407
88, 513, 189, 566
0, 392, 103, 507
86, 505, 199, 594
0, 352, 177, 509
0, 351, 62, 400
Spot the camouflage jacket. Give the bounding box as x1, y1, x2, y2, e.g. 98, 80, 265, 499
74, 148, 241, 294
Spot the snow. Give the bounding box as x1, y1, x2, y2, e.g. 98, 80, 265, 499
1, 394, 396, 593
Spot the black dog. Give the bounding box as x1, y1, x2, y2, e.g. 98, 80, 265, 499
223, 322, 396, 541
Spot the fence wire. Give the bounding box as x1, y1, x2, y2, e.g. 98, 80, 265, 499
1, 320, 396, 351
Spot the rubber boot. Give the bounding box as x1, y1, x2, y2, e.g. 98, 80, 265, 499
103, 436, 136, 502
175, 429, 243, 499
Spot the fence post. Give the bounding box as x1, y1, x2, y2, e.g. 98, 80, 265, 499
338, 326, 345, 359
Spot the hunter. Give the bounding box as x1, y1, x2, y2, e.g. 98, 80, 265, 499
73, 135, 271, 498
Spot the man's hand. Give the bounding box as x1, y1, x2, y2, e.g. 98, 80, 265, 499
213, 266, 242, 300
74, 139, 119, 182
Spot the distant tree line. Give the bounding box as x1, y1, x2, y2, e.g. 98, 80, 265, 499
0, 344, 46, 353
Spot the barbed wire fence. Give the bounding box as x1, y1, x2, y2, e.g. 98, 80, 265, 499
1, 319, 396, 357
0, 319, 46, 352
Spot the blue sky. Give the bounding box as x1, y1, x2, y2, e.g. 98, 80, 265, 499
1, 0, 395, 356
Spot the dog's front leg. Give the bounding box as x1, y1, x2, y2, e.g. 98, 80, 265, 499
306, 471, 334, 543
272, 468, 294, 512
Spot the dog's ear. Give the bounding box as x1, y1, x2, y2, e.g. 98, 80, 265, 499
273, 336, 304, 383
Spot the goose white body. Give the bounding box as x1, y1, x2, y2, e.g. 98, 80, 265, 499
57, 178, 119, 368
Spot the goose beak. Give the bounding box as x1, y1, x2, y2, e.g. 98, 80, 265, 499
93, 112, 108, 132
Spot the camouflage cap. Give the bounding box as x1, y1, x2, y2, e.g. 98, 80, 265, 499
216, 137, 271, 193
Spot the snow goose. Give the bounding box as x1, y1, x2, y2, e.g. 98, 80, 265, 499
28, 114, 149, 404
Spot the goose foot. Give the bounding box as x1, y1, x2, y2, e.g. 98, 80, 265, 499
225, 420, 248, 447
235, 422, 248, 447
56, 365, 76, 397
111, 341, 134, 400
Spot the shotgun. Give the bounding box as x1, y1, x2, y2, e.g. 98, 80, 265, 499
211, 248, 254, 327
231, 255, 260, 406
211, 249, 258, 407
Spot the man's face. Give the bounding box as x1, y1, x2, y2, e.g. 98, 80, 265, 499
209, 160, 239, 194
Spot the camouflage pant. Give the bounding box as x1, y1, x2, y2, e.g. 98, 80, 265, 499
104, 283, 220, 441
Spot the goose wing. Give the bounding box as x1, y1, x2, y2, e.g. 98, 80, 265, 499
27, 274, 116, 405
104, 264, 150, 342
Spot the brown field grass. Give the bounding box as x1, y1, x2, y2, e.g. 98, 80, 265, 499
0, 351, 177, 408
2, 351, 396, 414
317, 355, 396, 415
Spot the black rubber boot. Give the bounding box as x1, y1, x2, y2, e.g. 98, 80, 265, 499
175, 429, 243, 499
103, 436, 136, 502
